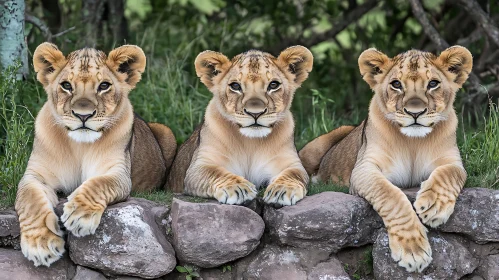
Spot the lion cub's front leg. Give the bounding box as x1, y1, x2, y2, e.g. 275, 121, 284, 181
16, 179, 65, 267
352, 163, 432, 272
62, 171, 131, 237
414, 164, 466, 228
264, 168, 308, 206
185, 165, 257, 205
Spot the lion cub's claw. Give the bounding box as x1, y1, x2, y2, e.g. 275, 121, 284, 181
388, 226, 432, 273
263, 183, 305, 206
414, 186, 455, 228
214, 181, 257, 205
61, 193, 104, 237
20, 212, 65, 267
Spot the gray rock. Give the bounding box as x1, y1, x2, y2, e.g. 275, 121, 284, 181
0, 248, 75, 279
171, 198, 265, 268
68, 198, 176, 279
199, 268, 233, 280
439, 188, 499, 243
264, 192, 383, 252
373, 230, 479, 280
73, 266, 107, 280
0, 209, 20, 249
404, 188, 499, 243
477, 254, 499, 280
307, 257, 350, 280
243, 244, 330, 280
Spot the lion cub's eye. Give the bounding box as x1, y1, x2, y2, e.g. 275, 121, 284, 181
427, 80, 440, 89
268, 81, 281, 91
390, 80, 403, 90
99, 82, 111, 91
229, 82, 241, 92
60, 82, 72, 91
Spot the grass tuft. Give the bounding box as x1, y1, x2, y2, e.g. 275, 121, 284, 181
0, 66, 35, 208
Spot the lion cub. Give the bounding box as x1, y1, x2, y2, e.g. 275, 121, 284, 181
299, 46, 472, 272
168, 46, 312, 206
16, 43, 176, 266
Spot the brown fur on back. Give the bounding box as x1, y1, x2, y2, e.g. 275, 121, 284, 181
166, 124, 202, 193
299, 125, 355, 176
131, 117, 177, 191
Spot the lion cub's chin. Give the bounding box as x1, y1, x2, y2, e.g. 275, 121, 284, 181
239, 127, 272, 138
68, 129, 103, 143
400, 126, 433, 138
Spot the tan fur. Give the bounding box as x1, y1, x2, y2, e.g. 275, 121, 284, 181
299, 46, 472, 272
168, 46, 313, 206
299, 125, 355, 176
15, 43, 176, 267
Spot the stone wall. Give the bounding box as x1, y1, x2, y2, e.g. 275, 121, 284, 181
0, 188, 497, 280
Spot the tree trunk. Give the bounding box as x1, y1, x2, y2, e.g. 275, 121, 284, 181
81, 0, 128, 48
0, 0, 29, 79
106, 0, 128, 45
81, 0, 105, 47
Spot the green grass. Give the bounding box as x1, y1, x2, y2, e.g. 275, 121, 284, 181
0, 66, 37, 208
307, 183, 349, 196
460, 102, 499, 188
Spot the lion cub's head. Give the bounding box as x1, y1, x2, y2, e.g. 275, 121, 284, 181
194, 46, 313, 138
359, 46, 472, 137
33, 43, 146, 143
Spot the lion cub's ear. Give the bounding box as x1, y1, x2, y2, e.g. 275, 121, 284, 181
277, 46, 313, 84
358, 48, 391, 88
106, 45, 146, 88
437, 46, 473, 87
194, 51, 231, 89
33, 43, 67, 87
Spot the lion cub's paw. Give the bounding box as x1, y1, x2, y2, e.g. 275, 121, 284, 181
263, 183, 305, 206
61, 191, 105, 237
214, 180, 257, 205
388, 224, 432, 273
20, 212, 65, 267
414, 184, 456, 228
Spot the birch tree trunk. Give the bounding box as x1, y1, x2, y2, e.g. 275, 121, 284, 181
0, 0, 28, 79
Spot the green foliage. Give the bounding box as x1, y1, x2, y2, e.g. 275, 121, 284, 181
176, 265, 200, 280
0, 66, 36, 208
222, 264, 232, 273
461, 102, 499, 189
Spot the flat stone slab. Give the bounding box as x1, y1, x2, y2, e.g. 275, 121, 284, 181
171, 198, 265, 268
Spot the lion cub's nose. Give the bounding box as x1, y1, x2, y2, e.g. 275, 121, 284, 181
404, 108, 427, 119
244, 98, 267, 119
72, 98, 97, 122
404, 98, 427, 119
72, 110, 96, 122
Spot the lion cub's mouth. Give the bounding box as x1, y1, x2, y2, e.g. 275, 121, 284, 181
66, 126, 100, 132
409, 123, 424, 127
248, 123, 266, 128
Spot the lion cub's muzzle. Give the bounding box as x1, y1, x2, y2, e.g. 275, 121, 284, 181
403, 98, 428, 127
237, 98, 274, 138
243, 98, 268, 127
399, 98, 434, 138
71, 98, 97, 128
